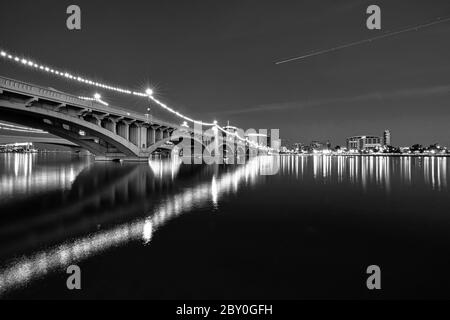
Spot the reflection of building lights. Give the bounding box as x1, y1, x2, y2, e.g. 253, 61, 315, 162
0, 156, 280, 295
142, 219, 153, 244
211, 176, 218, 206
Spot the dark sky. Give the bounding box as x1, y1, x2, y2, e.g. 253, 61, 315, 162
1, 0, 450, 146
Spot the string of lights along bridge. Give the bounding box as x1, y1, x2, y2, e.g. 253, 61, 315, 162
0, 48, 271, 151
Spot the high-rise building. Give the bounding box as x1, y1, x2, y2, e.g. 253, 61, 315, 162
383, 130, 391, 146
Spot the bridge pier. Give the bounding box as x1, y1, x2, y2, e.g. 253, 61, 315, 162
103, 119, 117, 134
138, 126, 147, 149
129, 123, 139, 146
86, 116, 101, 126
155, 128, 163, 142
147, 127, 156, 147
117, 121, 129, 140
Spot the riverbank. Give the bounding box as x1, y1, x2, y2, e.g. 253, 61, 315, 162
280, 153, 450, 157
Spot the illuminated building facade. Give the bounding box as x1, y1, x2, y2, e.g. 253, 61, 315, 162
383, 130, 391, 146
346, 135, 382, 151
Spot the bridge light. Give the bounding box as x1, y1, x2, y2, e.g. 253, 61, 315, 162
94, 93, 101, 100
2, 47, 248, 132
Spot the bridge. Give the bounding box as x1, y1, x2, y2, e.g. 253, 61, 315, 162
0, 76, 200, 161
0, 75, 272, 162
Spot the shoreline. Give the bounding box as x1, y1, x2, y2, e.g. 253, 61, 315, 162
279, 153, 450, 157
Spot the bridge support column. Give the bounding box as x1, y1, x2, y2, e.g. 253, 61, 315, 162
104, 119, 117, 134
87, 117, 101, 126
117, 122, 129, 140
129, 124, 139, 146
155, 128, 163, 142
138, 126, 147, 149
147, 128, 156, 147
163, 129, 170, 139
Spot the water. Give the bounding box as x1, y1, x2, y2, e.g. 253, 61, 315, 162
0, 153, 450, 299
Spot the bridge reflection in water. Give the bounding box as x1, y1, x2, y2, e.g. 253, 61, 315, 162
0, 154, 277, 295
1, 155, 449, 297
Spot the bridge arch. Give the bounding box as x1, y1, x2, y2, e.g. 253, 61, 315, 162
0, 76, 181, 161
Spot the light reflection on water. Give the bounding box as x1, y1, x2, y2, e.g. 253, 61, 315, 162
0, 154, 90, 201
0, 155, 276, 295
0, 154, 450, 297
281, 155, 448, 192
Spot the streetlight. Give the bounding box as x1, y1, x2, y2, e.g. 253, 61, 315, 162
146, 88, 154, 96
145, 108, 152, 123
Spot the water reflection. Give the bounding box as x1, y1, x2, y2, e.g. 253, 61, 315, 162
1, 154, 450, 296
0, 154, 90, 202
280, 155, 449, 192
0, 155, 276, 295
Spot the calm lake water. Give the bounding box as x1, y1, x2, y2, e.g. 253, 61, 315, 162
0, 153, 450, 299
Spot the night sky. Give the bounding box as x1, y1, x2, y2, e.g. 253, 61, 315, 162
1, 0, 449, 147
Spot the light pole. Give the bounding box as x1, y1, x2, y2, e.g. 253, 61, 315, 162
145, 107, 152, 123
145, 89, 154, 123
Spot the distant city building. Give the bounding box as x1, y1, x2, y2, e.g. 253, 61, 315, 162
346, 135, 382, 151
280, 146, 289, 154
383, 130, 391, 146
310, 141, 331, 152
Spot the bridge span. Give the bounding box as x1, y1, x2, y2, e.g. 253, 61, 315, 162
0, 76, 189, 161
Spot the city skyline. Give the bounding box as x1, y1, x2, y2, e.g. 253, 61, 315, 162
0, 0, 449, 146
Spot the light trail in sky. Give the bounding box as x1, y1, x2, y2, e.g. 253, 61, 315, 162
275, 15, 450, 65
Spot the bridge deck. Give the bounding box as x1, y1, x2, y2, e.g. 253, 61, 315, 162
0, 76, 180, 129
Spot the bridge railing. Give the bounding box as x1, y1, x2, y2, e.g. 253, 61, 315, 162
0, 76, 180, 129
